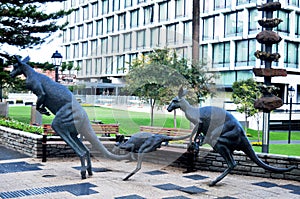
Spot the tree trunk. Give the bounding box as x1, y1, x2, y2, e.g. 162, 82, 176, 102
150, 98, 155, 126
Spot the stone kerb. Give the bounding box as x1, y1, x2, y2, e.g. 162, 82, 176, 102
0, 125, 43, 158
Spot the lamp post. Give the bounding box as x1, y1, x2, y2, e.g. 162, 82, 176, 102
288, 86, 295, 144
51, 50, 63, 82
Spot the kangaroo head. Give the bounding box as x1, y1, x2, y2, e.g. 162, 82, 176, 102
10, 56, 30, 78
167, 87, 188, 112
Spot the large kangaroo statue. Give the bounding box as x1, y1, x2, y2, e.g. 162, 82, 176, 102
113, 131, 193, 181
10, 56, 130, 179
167, 87, 296, 186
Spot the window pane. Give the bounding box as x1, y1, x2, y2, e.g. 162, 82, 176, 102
159, 2, 168, 22
144, 5, 154, 25
285, 41, 298, 68
131, 9, 139, 27
96, 20, 103, 36
150, 27, 159, 47
73, 43, 79, 58
137, 30, 145, 48
106, 57, 113, 74
117, 55, 125, 74
175, 0, 184, 17
124, 33, 132, 50
113, 0, 120, 11
118, 13, 126, 30
95, 58, 102, 75
102, 0, 108, 14
112, 35, 119, 53
78, 25, 83, 39
249, 8, 259, 33
101, 37, 108, 54
276, 10, 290, 34
184, 21, 192, 42
91, 40, 98, 56
87, 23, 93, 37
82, 42, 88, 57
107, 16, 114, 33
92, 3, 98, 18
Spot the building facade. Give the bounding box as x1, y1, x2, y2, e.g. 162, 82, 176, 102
61, 0, 300, 103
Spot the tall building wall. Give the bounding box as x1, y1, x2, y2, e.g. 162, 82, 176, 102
62, 0, 300, 102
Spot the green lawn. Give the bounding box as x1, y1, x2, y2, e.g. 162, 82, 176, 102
8, 106, 190, 135
7, 106, 300, 156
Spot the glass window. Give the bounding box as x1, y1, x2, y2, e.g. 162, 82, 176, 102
184, 21, 192, 42
203, 0, 211, 13
130, 9, 139, 28
214, 0, 231, 10
78, 25, 84, 39
107, 16, 114, 33
235, 39, 256, 66
224, 11, 243, 37
159, 1, 169, 22
288, 0, 299, 7
275, 10, 290, 35
150, 27, 160, 47
63, 29, 67, 42
92, 2, 98, 18
166, 23, 179, 44
175, 0, 185, 17
284, 41, 299, 68
125, 0, 132, 8
117, 55, 125, 74
101, 37, 108, 54
95, 58, 102, 75
118, 13, 126, 30
129, 53, 138, 66
96, 20, 103, 36
83, 6, 89, 20
113, 0, 120, 11
87, 22, 93, 38
124, 33, 132, 50
112, 35, 119, 53
74, 9, 80, 23
91, 39, 98, 56
199, 44, 208, 63
144, 5, 154, 25
65, 45, 70, 59
137, 30, 146, 49
296, 13, 300, 38
70, 27, 75, 41
102, 0, 109, 14
236, 0, 257, 6
82, 42, 88, 57
202, 15, 221, 40
77, 60, 83, 76
106, 56, 113, 74
248, 8, 259, 34
212, 42, 230, 68
73, 43, 79, 58
86, 59, 92, 75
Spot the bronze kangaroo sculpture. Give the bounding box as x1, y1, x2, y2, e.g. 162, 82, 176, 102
10, 56, 130, 179
167, 87, 296, 186
113, 131, 193, 181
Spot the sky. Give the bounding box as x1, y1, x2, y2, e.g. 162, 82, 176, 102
3, 2, 64, 63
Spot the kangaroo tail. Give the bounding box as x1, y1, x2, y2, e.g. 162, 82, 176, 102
168, 133, 191, 141
241, 137, 296, 172
83, 125, 131, 161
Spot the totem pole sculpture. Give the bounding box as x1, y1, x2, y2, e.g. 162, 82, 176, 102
253, 1, 287, 153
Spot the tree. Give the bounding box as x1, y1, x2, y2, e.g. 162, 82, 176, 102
125, 48, 218, 126
0, 0, 72, 99
232, 78, 261, 132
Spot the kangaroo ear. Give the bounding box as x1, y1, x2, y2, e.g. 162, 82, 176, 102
22, 56, 30, 63
14, 55, 22, 64
178, 86, 188, 98
178, 86, 183, 98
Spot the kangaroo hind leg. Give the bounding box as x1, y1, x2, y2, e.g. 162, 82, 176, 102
209, 143, 237, 186
70, 132, 93, 177
52, 121, 90, 179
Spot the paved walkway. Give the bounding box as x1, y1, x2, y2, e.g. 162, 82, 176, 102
0, 145, 300, 199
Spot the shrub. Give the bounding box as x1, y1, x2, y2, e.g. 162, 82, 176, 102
0, 118, 43, 134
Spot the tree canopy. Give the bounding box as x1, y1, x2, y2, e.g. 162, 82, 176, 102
0, 0, 72, 100
125, 48, 218, 125
232, 78, 261, 130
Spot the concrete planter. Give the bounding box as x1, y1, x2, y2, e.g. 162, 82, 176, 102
0, 102, 8, 117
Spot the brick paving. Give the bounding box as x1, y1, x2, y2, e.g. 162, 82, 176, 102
0, 145, 300, 199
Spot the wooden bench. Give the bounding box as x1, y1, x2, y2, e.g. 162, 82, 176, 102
139, 126, 192, 145
42, 123, 120, 162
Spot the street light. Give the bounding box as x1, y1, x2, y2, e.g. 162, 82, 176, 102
288, 86, 295, 144
51, 50, 63, 82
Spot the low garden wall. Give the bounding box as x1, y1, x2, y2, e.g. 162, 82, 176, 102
0, 125, 299, 182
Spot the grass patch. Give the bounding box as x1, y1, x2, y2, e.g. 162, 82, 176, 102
253, 144, 300, 156
8, 106, 190, 135
247, 128, 300, 141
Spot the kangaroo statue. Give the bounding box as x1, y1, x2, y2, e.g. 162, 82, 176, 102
167, 87, 296, 186
10, 56, 131, 179
113, 131, 193, 181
